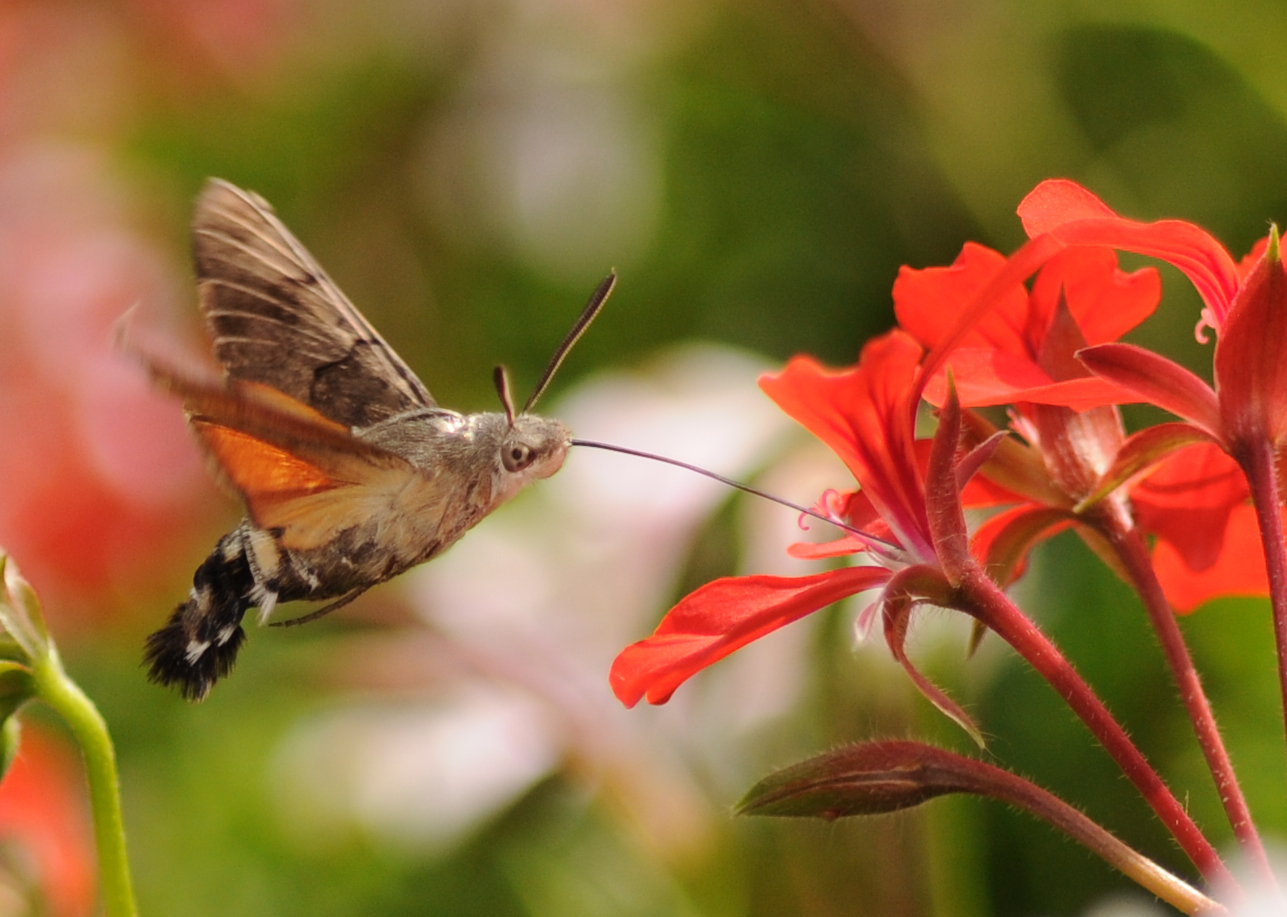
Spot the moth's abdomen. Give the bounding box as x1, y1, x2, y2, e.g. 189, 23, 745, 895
144, 529, 261, 701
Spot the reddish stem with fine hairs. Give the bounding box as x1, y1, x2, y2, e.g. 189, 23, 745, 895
1103, 514, 1272, 883
957, 565, 1232, 888
1242, 438, 1287, 764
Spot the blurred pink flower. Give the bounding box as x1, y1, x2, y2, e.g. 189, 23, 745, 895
124, 0, 301, 80
0, 149, 213, 618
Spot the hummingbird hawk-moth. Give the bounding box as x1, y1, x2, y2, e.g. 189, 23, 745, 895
134, 179, 612, 701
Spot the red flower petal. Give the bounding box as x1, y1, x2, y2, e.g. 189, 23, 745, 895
901, 243, 1157, 412
1152, 504, 1267, 612
1133, 443, 1249, 573
1017, 180, 1240, 322
1016, 179, 1118, 232
921, 366, 1142, 411
1029, 247, 1159, 347
760, 332, 933, 559
610, 567, 890, 706
894, 243, 1029, 355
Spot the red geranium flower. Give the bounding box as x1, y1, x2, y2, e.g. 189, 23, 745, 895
1012, 180, 1282, 608
611, 330, 977, 728
896, 243, 1159, 411
892, 236, 1260, 609
1017, 179, 1282, 455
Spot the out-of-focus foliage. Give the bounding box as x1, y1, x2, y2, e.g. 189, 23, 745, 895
2, 0, 1286, 915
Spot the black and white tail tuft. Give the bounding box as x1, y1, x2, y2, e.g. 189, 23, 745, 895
143, 531, 258, 701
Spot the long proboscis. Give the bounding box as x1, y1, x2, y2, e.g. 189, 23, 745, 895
524, 272, 617, 414
570, 439, 899, 554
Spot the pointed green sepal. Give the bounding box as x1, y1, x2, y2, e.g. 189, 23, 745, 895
0, 552, 50, 662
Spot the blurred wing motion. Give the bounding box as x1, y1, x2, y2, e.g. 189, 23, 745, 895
133, 349, 418, 552
193, 178, 434, 428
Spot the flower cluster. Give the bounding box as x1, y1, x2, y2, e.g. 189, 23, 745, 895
611, 179, 1287, 912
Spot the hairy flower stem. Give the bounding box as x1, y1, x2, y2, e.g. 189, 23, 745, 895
1244, 439, 1287, 757
1104, 515, 1271, 883
31, 647, 138, 917
958, 565, 1232, 888
926, 751, 1224, 915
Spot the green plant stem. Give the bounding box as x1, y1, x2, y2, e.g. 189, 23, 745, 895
31, 647, 138, 917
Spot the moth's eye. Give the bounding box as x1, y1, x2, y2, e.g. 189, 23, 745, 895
503, 442, 535, 472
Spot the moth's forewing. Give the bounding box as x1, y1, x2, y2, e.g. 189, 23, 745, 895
132, 341, 422, 552
193, 179, 435, 428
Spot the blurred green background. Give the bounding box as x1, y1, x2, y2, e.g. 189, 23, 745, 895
2, 0, 1287, 915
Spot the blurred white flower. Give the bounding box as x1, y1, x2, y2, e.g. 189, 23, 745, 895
273, 343, 852, 856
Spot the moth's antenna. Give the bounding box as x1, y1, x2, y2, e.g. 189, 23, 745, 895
493, 365, 517, 427
524, 271, 617, 414
570, 439, 899, 555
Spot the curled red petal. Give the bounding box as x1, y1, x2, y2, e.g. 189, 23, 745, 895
1017, 180, 1118, 232
1018, 181, 1239, 323
610, 566, 891, 706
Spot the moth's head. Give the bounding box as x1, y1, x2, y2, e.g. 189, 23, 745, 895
502, 414, 572, 480
485, 273, 613, 492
